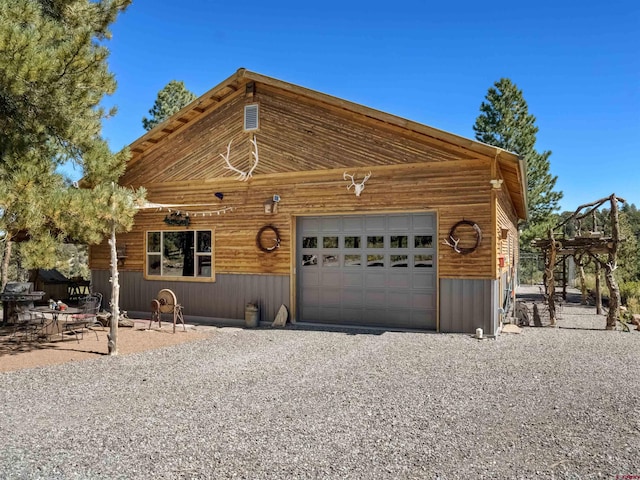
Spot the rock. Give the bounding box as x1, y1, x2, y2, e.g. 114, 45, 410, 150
502, 324, 522, 334
271, 304, 288, 327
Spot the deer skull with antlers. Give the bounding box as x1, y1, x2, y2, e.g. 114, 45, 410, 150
343, 171, 371, 197
220, 135, 259, 181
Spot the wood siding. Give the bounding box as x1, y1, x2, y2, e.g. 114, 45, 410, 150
91, 82, 504, 281
496, 181, 520, 274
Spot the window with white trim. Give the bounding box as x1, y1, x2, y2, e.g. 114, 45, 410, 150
146, 230, 213, 279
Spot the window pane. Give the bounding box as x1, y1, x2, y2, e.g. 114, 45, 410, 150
302, 254, 318, 266
391, 255, 408, 267
197, 231, 212, 252
367, 236, 384, 248
415, 236, 433, 248
197, 256, 212, 277
322, 255, 339, 267
148, 254, 161, 275
390, 236, 408, 248
148, 232, 160, 253
344, 236, 361, 248
367, 254, 384, 267
323, 236, 338, 248
344, 254, 362, 266
302, 237, 317, 249
163, 231, 195, 277
414, 254, 433, 267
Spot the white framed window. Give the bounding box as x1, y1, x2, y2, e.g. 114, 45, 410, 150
244, 104, 259, 131
146, 230, 213, 281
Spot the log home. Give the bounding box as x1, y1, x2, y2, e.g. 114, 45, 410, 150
90, 69, 527, 335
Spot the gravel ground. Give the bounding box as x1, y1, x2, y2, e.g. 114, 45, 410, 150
1, 308, 639, 479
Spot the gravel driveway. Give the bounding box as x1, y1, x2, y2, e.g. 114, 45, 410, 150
1, 320, 639, 479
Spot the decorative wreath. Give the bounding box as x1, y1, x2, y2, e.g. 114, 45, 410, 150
444, 219, 482, 255
256, 225, 281, 253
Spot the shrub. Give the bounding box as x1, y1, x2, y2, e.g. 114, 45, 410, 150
620, 280, 640, 306
626, 297, 640, 315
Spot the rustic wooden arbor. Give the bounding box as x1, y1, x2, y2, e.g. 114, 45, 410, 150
533, 194, 625, 329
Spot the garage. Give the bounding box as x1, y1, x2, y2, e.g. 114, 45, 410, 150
297, 213, 437, 329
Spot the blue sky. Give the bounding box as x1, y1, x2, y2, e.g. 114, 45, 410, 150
92, 0, 639, 212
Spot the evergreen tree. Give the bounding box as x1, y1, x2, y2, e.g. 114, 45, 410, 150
142, 80, 197, 131
0, 0, 132, 269
473, 78, 563, 249
0, 0, 145, 354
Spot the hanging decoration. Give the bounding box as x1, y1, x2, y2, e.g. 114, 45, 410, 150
442, 220, 482, 255
256, 225, 281, 253
163, 212, 191, 226
137, 201, 236, 217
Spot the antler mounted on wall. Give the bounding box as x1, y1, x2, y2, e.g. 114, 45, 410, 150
343, 171, 371, 197
220, 135, 259, 181
442, 235, 461, 253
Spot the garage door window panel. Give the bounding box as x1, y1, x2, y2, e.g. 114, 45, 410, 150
367, 254, 384, 267
415, 235, 433, 249
390, 236, 408, 248
391, 255, 408, 267
303, 237, 318, 248
322, 255, 339, 267
415, 254, 434, 268
302, 255, 318, 266
323, 236, 339, 248
345, 254, 362, 266
344, 236, 361, 248
367, 236, 384, 248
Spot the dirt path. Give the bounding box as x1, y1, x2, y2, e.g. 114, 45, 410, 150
0, 320, 214, 373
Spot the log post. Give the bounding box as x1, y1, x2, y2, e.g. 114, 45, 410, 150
545, 228, 557, 326
595, 261, 602, 315
604, 194, 621, 329
575, 253, 588, 305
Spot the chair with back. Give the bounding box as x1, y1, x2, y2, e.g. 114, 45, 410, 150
63, 293, 102, 342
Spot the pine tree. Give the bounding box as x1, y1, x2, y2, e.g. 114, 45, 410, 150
142, 80, 197, 131
473, 78, 563, 249
0, 1, 146, 354
0, 0, 133, 251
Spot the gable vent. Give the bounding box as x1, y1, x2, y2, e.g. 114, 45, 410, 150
244, 104, 259, 131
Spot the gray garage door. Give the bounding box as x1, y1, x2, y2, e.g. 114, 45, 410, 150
297, 213, 437, 329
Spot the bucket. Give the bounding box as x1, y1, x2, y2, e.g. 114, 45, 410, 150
245, 303, 259, 328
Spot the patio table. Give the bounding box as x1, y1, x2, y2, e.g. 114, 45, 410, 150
28, 306, 82, 341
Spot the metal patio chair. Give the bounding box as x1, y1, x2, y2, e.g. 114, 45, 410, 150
62, 293, 102, 342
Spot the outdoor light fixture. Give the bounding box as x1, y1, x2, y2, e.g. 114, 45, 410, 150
490, 179, 503, 189
264, 195, 280, 214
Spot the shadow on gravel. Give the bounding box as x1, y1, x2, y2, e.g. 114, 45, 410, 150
286, 323, 439, 336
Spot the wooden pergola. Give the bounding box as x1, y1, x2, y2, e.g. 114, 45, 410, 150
532, 194, 625, 329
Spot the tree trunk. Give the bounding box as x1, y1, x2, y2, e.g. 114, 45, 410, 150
1, 237, 12, 293
576, 255, 588, 305
545, 229, 557, 325
107, 222, 119, 356
604, 267, 620, 329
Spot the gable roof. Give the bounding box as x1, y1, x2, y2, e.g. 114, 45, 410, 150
127, 68, 528, 220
